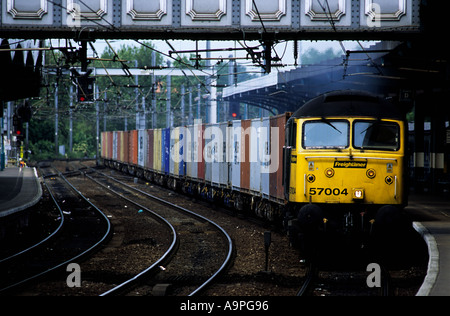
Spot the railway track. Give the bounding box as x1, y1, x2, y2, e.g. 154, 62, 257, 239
6, 160, 425, 296
78, 166, 233, 296
0, 165, 111, 294
297, 261, 391, 296
296, 236, 394, 297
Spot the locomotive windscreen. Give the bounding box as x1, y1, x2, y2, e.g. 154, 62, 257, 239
353, 121, 400, 151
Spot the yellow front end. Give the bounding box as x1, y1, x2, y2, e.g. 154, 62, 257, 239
288, 117, 406, 207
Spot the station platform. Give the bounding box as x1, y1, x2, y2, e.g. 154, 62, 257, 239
0, 167, 42, 218
406, 194, 450, 296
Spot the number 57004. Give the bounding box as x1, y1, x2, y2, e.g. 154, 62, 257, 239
309, 188, 349, 196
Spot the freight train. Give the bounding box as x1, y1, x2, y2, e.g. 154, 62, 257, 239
101, 90, 407, 245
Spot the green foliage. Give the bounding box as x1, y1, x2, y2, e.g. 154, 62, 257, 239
301, 47, 342, 65
27, 40, 257, 161
29, 140, 55, 161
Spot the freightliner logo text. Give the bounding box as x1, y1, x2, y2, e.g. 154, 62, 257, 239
333, 161, 367, 168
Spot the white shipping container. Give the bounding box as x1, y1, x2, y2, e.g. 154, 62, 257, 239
113, 131, 118, 160
231, 120, 241, 190
261, 117, 271, 198
250, 118, 261, 194
138, 129, 147, 168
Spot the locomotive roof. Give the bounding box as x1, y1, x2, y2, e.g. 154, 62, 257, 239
292, 90, 404, 120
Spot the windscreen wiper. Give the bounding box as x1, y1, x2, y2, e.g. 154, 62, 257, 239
321, 117, 342, 134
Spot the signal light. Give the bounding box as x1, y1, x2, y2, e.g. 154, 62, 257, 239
76, 76, 95, 102
230, 103, 240, 120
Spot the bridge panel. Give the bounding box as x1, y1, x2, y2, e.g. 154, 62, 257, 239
0, 0, 423, 40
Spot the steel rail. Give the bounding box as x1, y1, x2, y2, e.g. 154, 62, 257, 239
0, 176, 64, 263
82, 172, 178, 296
0, 167, 112, 293
89, 168, 233, 296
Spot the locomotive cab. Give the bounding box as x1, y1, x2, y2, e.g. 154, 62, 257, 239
284, 91, 407, 238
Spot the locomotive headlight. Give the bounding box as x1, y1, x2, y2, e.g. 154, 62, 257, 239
352, 188, 364, 200
325, 168, 335, 178
366, 169, 376, 179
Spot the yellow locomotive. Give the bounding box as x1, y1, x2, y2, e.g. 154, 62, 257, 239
284, 90, 407, 242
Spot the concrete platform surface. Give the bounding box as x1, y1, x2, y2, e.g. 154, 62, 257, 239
407, 195, 450, 296
0, 167, 42, 218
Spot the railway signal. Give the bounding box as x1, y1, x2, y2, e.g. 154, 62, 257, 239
12, 114, 24, 147
76, 76, 95, 102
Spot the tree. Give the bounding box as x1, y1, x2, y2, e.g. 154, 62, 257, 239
301, 47, 342, 65
27, 40, 258, 161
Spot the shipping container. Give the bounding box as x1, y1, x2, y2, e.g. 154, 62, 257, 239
240, 119, 251, 192
138, 130, 147, 168
128, 130, 139, 166
213, 121, 229, 187
117, 131, 129, 164
204, 123, 213, 184
178, 126, 186, 177
250, 118, 262, 194
170, 127, 176, 176
269, 113, 290, 201
170, 127, 185, 177
154, 129, 162, 173
231, 120, 241, 190
113, 131, 118, 160
117, 131, 121, 162
208, 123, 218, 185
147, 129, 154, 170
261, 117, 271, 198
107, 132, 113, 160
186, 125, 194, 178
101, 132, 106, 158
197, 123, 205, 181
162, 128, 170, 175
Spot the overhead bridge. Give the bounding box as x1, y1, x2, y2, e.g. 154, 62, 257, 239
0, 0, 425, 41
